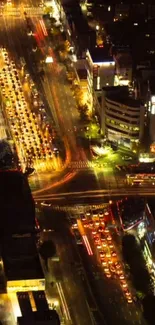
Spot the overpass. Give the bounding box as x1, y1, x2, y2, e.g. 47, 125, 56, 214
33, 186, 155, 206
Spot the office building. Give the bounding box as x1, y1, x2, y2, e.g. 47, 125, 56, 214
86, 47, 115, 93
0, 170, 35, 236
16, 292, 60, 325
101, 86, 145, 149
1, 235, 45, 293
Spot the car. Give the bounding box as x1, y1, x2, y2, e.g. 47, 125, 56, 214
43, 228, 52, 232
98, 226, 104, 233
92, 230, 97, 235
122, 156, 132, 161
93, 211, 98, 217
104, 228, 110, 234
99, 212, 103, 218
83, 223, 89, 228
95, 220, 100, 226
72, 223, 78, 229
99, 251, 105, 258
107, 235, 112, 241
127, 298, 133, 304
80, 215, 86, 221
104, 267, 110, 274
125, 290, 131, 297
89, 221, 94, 228
94, 237, 100, 244
106, 273, 111, 278
120, 274, 125, 280
86, 211, 91, 217
115, 262, 121, 269
111, 251, 117, 257
122, 282, 127, 289
41, 201, 51, 207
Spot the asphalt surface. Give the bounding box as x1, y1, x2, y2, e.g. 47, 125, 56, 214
39, 207, 147, 325
38, 208, 94, 325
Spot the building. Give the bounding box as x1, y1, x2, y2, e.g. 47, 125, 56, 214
86, 47, 115, 93
114, 51, 132, 86
101, 86, 145, 149
75, 59, 93, 109
63, 2, 96, 57
1, 235, 45, 293
0, 170, 35, 236
117, 197, 145, 232
16, 292, 60, 325
17, 310, 60, 325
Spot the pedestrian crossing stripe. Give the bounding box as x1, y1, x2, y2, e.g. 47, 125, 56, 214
68, 161, 94, 169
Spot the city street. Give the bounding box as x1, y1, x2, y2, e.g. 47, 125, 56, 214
38, 208, 94, 325
38, 206, 147, 325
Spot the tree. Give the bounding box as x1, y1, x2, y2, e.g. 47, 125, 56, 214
39, 240, 56, 269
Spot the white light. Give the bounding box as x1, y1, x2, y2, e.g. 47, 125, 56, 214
45, 56, 53, 63
97, 76, 100, 90
96, 25, 100, 31
94, 61, 115, 66
151, 96, 155, 103
108, 6, 111, 11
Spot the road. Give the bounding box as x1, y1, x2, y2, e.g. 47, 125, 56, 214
38, 207, 147, 325
38, 209, 94, 325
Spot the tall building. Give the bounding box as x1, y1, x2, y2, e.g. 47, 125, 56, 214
0, 170, 35, 236
0, 170, 60, 324
101, 86, 145, 149
86, 47, 115, 93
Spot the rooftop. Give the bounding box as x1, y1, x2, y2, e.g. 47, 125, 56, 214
0, 170, 35, 235
17, 310, 60, 325
2, 235, 44, 281
77, 68, 87, 80
103, 86, 142, 107
89, 47, 114, 63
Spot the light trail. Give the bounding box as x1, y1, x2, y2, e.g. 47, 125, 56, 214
32, 171, 77, 195
82, 235, 93, 256
56, 282, 71, 321
39, 19, 48, 37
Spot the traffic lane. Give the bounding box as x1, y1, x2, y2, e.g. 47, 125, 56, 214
44, 71, 78, 156
77, 245, 146, 325
40, 210, 93, 325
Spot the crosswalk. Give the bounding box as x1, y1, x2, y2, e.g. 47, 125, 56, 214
68, 160, 94, 169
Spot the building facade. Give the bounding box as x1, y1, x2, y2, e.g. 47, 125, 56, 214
86, 48, 115, 93
101, 87, 145, 148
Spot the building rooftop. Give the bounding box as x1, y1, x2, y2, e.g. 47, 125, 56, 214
0, 170, 35, 235
2, 235, 44, 281
102, 86, 142, 107
77, 68, 87, 80
89, 47, 114, 63
17, 310, 60, 325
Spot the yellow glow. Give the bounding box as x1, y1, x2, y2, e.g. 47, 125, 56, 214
7, 279, 45, 293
